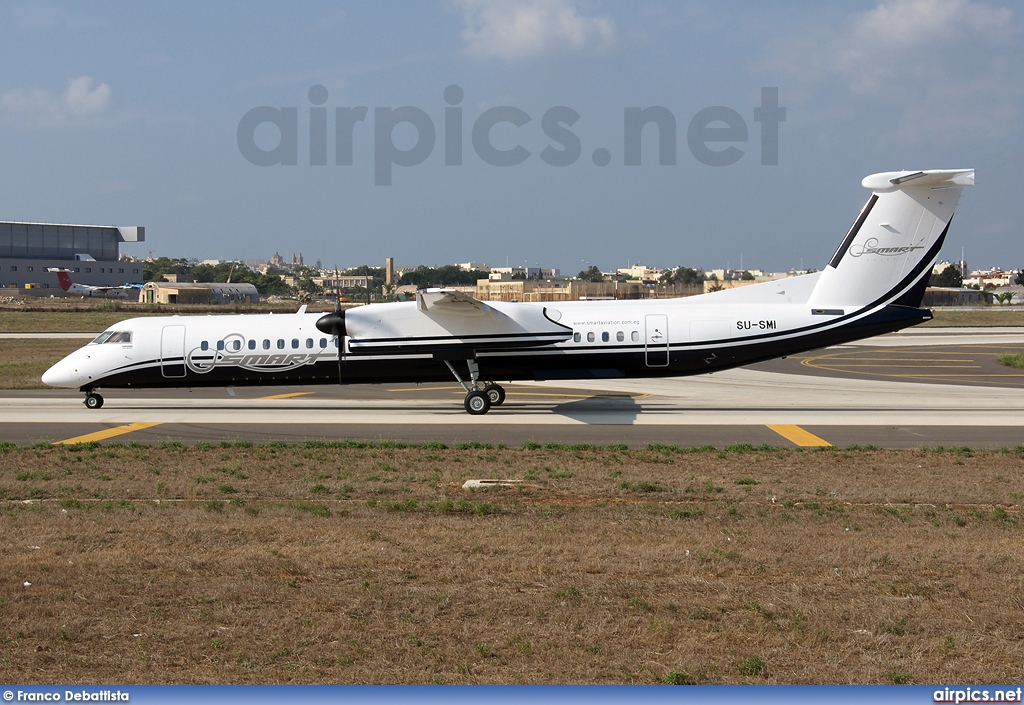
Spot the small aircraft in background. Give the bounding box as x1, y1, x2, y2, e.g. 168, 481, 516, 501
48, 268, 142, 299
42, 169, 974, 414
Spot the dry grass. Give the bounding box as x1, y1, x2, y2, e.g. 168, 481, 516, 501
922, 308, 1024, 327
0, 339, 84, 389
1, 442, 1022, 685
0, 301, 321, 333
0, 301, 1020, 335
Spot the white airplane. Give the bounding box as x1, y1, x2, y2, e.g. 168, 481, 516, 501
48, 268, 141, 299
43, 169, 974, 414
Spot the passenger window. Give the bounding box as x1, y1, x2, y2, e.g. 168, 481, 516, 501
601, 332, 609, 342
263, 339, 270, 350
319, 338, 327, 348
616, 331, 624, 342
248, 340, 256, 350
291, 339, 299, 349
277, 339, 285, 349
200, 341, 208, 351
230, 340, 241, 351
217, 341, 224, 351
631, 331, 640, 342
573, 332, 581, 343
305, 338, 313, 349
587, 332, 595, 343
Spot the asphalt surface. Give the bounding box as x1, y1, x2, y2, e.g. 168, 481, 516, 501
4, 328, 1024, 448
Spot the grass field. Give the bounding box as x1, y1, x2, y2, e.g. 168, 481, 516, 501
0, 339, 84, 388
921, 308, 1024, 327
1, 442, 1022, 684
0, 301, 322, 333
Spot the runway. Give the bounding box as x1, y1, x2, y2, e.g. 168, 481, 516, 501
5, 327, 1024, 448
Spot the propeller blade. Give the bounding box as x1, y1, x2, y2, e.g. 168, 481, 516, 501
315, 309, 345, 384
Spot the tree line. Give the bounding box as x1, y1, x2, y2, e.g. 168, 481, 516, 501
141, 258, 293, 296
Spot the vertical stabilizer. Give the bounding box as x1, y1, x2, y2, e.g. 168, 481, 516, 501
808, 169, 974, 309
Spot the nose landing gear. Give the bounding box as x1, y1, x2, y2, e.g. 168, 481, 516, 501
83, 392, 104, 409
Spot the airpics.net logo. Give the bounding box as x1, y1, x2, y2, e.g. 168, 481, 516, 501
236, 85, 786, 185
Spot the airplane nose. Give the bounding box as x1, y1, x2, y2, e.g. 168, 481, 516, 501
41, 363, 67, 387
41, 360, 81, 388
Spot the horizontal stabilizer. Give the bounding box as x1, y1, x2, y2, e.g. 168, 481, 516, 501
861, 169, 975, 190
808, 168, 973, 309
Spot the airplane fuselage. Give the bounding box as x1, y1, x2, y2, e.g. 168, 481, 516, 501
41, 288, 929, 393
40, 169, 973, 414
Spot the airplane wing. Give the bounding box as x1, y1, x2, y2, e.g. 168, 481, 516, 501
344, 288, 572, 355
416, 288, 494, 315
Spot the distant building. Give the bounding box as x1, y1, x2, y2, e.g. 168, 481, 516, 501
616, 264, 664, 283
268, 252, 286, 269
0, 221, 144, 289
922, 287, 985, 307
140, 281, 259, 304
290, 274, 372, 290
456, 262, 491, 272
963, 268, 1018, 288
488, 266, 560, 279
475, 278, 692, 302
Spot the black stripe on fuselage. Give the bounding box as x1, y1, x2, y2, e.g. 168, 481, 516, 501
84, 304, 928, 390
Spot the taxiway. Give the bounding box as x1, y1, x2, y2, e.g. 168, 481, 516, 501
3, 327, 1023, 449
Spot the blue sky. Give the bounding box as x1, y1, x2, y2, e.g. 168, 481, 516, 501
1, 0, 1020, 273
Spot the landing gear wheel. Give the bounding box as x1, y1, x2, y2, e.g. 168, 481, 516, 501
483, 383, 506, 406
464, 390, 491, 415
84, 393, 104, 410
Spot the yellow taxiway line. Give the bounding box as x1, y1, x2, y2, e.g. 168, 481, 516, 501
53, 422, 162, 446
766, 424, 832, 447
258, 392, 315, 400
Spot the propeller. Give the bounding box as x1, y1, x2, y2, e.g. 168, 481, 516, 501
316, 304, 346, 384
316, 268, 347, 384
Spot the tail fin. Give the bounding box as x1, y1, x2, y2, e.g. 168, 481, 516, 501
808, 169, 974, 309
55, 270, 73, 291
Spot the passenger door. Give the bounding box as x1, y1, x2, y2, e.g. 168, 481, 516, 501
160, 325, 187, 378
644, 314, 669, 367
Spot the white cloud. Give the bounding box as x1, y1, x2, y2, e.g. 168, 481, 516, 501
837, 0, 1013, 94
0, 76, 111, 126
10, 2, 107, 30
765, 0, 1013, 96
454, 0, 616, 60
756, 0, 1019, 143
65, 76, 111, 115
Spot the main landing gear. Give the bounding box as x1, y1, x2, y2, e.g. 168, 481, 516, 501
443, 358, 505, 415
83, 392, 104, 409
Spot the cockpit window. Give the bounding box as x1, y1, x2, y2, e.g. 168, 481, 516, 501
90, 330, 132, 345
